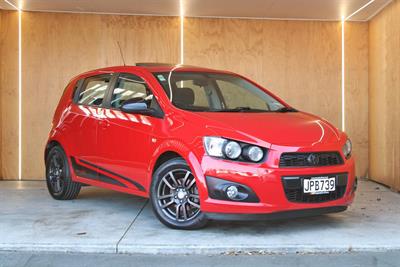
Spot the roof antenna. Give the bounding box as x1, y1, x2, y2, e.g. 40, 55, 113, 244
117, 41, 126, 66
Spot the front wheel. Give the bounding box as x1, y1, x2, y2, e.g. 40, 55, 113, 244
150, 158, 208, 230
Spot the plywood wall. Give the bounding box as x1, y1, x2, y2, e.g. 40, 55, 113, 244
185, 19, 342, 126
345, 22, 369, 177
185, 18, 369, 176
0, 10, 19, 180
369, 0, 400, 191
21, 12, 180, 179
0, 10, 2, 179
1, 11, 370, 180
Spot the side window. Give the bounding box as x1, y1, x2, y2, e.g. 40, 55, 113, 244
111, 74, 153, 109
77, 75, 111, 106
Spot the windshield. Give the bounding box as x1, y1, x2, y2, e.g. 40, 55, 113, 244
154, 72, 292, 112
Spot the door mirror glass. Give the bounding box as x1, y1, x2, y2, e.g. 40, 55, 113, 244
120, 98, 149, 113
121, 102, 148, 112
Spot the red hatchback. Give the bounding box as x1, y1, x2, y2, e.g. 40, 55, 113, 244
45, 64, 356, 229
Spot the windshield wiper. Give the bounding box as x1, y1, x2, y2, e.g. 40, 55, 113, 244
176, 105, 275, 113
217, 107, 268, 112
174, 104, 210, 112
174, 105, 224, 112
274, 107, 297, 113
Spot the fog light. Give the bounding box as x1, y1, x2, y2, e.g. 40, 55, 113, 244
226, 185, 239, 199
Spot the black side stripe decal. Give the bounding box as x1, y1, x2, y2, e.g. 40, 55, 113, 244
71, 157, 127, 188
71, 157, 145, 192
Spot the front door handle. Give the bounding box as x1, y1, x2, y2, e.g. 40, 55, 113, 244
99, 120, 110, 128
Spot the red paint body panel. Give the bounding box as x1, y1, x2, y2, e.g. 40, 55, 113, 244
46, 65, 356, 215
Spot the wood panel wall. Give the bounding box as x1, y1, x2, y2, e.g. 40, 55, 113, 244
185, 18, 369, 176
345, 22, 369, 178
185, 19, 342, 126
0, 10, 2, 179
1, 12, 370, 180
369, 0, 400, 191
0, 10, 19, 180
21, 12, 180, 179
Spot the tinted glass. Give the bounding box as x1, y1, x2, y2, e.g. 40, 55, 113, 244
111, 74, 153, 109
154, 72, 286, 112
77, 76, 111, 106
216, 79, 267, 110
176, 80, 208, 107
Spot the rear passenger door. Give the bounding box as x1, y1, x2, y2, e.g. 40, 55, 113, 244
69, 74, 113, 171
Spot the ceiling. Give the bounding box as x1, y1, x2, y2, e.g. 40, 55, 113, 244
0, 0, 393, 21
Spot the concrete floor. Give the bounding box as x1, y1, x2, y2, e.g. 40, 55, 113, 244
0, 180, 399, 254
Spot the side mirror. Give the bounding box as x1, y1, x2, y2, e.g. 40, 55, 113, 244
121, 102, 148, 112
120, 100, 163, 118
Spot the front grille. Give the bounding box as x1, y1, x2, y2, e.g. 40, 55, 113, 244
279, 152, 343, 168
282, 173, 348, 203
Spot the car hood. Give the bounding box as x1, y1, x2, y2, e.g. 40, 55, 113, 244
189, 111, 342, 147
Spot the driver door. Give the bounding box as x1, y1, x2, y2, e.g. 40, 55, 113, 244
95, 73, 159, 193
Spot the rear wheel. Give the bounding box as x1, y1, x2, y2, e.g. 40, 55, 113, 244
45, 146, 81, 200
150, 158, 208, 230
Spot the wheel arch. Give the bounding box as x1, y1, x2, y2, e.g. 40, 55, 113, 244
44, 140, 63, 162
152, 151, 184, 174
148, 140, 202, 182
147, 141, 207, 200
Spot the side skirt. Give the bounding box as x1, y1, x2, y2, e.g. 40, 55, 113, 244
70, 157, 145, 192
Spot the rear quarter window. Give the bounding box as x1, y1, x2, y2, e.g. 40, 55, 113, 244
76, 75, 112, 107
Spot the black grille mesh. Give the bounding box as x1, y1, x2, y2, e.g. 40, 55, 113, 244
279, 152, 343, 168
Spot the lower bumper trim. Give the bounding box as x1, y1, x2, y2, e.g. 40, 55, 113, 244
205, 206, 347, 221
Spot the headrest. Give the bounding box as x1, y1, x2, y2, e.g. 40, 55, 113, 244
172, 87, 195, 106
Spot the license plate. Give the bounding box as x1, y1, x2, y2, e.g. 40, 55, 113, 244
303, 177, 335, 194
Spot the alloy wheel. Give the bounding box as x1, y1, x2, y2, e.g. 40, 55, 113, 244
48, 152, 65, 194
157, 169, 201, 222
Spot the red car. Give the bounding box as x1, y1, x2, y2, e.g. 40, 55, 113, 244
45, 63, 356, 229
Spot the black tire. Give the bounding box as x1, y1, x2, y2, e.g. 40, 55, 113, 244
150, 158, 208, 230
45, 145, 81, 200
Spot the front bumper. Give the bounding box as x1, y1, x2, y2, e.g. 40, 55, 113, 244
196, 155, 356, 215
206, 206, 347, 221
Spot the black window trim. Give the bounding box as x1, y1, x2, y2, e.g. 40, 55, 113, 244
71, 79, 85, 103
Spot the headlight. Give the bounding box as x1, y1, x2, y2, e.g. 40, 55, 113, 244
203, 137, 226, 157
223, 141, 242, 159
203, 136, 265, 162
342, 139, 352, 159
243, 146, 264, 162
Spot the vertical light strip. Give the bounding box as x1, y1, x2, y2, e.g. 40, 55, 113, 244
341, 17, 345, 132
340, 0, 375, 132
179, 0, 184, 64
18, 3, 22, 180
4, 0, 23, 180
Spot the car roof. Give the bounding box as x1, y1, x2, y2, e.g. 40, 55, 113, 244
79, 63, 235, 77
